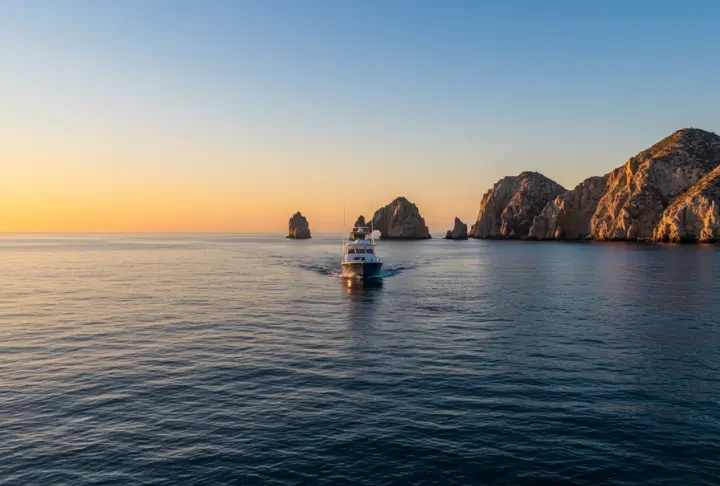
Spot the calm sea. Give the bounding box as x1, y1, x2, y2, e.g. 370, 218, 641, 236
1, 234, 719, 485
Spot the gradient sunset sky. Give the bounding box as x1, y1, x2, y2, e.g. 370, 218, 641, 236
2, 0, 719, 233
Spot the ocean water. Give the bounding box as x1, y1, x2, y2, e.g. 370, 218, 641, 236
1, 234, 719, 485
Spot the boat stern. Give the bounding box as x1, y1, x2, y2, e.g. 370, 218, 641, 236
341, 262, 383, 279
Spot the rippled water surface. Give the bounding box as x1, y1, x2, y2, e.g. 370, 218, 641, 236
1, 234, 719, 485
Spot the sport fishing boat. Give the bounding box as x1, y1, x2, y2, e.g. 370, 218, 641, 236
341, 225, 383, 279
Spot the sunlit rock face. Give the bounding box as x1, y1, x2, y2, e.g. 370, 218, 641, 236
287, 211, 311, 239
371, 197, 431, 239
653, 165, 720, 243
591, 128, 720, 241
470, 172, 566, 239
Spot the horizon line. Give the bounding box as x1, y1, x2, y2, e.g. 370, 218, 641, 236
0, 230, 400, 235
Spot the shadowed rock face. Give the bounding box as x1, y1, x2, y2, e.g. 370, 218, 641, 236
653, 165, 720, 243
353, 215, 366, 228
529, 175, 610, 240
371, 197, 431, 239
444, 217, 468, 239
287, 211, 311, 239
591, 128, 720, 241
469, 172, 566, 238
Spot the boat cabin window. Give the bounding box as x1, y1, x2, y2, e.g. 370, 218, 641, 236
356, 248, 366, 253
366, 248, 374, 254
347, 249, 356, 254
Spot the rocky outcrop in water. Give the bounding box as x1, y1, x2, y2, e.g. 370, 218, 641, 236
591, 128, 720, 241
653, 165, 720, 243
466, 128, 720, 243
444, 217, 468, 239
469, 172, 566, 238
353, 215, 366, 228
529, 175, 610, 240
371, 197, 431, 239
287, 211, 311, 239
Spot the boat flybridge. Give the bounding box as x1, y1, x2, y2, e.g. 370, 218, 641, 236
341, 226, 383, 279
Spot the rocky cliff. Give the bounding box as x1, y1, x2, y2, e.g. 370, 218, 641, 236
444, 217, 468, 239
287, 211, 311, 239
653, 165, 720, 243
469, 172, 566, 238
371, 197, 431, 239
591, 128, 720, 240
529, 175, 610, 240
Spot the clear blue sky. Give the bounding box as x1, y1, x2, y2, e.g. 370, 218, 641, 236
2, 0, 719, 232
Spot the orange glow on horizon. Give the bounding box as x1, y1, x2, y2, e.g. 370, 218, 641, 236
0, 176, 481, 234
1, 189, 478, 234
0, 145, 486, 234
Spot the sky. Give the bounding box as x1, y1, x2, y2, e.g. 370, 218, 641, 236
2, 0, 719, 233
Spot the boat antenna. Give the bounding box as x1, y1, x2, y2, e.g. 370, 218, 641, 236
342, 196, 347, 252
369, 201, 374, 243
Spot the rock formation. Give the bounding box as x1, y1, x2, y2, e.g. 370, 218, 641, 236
653, 165, 720, 243
529, 175, 610, 240
469, 172, 566, 238
591, 128, 720, 240
287, 211, 311, 239
444, 217, 468, 239
467, 128, 720, 243
371, 197, 431, 239
353, 215, 366, 228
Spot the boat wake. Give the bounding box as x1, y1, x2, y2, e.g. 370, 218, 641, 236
295, 262, 414, 279
296, 263, 339, 276
374, 267, 410, 278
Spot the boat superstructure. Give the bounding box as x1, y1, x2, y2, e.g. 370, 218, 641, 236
341, 226, 383, 279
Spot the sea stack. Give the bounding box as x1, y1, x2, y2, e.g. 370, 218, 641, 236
371, 197, 431, 239
444, 217, 468, 239
469, 172, 566, 238
287, 211, 311, 239
354, 215, 366, 228
591, 128, 720, 241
